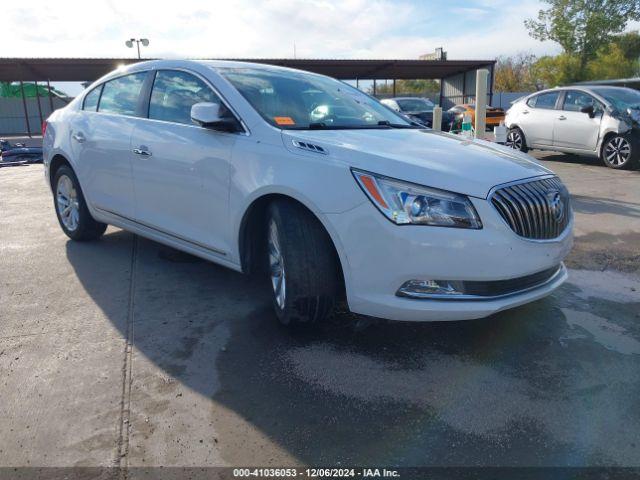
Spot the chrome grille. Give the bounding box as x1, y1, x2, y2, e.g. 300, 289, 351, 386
490, 176, 571, 240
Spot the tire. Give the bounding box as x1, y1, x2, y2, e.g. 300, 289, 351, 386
266, 200, 339, 325
600, 134, 638, 170
506, 127, 528, 152
53, 165, 107, 241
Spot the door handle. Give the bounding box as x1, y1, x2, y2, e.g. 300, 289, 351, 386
522, 110, 529, 114
558, 115, 567, 120
132, 146, 152, 157
72, 132, 86, 143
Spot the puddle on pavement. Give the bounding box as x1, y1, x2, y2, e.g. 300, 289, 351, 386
560, 269, 640, 355
567, 269, 640, 303
562, 309, 640, 355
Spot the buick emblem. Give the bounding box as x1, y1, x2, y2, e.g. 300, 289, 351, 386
547, 190, 565, 223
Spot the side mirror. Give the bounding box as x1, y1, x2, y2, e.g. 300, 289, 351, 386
191, 102, 239, 132
580, 105, 595, 118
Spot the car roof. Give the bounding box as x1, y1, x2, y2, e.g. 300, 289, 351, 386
388, 97, 434, 102
123, 59, 319, 76
523, 85, 630, 107
90, 59, 329, 90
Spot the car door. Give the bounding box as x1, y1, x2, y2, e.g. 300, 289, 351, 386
519, 91, 560, 147
553, 90, 603, 151
72, 72, 148, 219
129, 69, 238, 255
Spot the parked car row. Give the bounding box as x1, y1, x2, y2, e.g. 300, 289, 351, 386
380, 97, 456, 130
0, 139, 43, 166
380, 86, 640, 170
380, 97, 506, 133
448, 103, 506, 131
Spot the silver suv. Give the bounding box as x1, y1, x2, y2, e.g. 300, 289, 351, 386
505, 86, 640, 169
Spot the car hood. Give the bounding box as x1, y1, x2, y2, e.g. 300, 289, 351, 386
283, 128, 552, 198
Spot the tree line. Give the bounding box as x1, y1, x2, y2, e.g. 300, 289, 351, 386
496, 0, 640, 91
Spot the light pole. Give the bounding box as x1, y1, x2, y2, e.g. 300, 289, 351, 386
125, 38, 149, 59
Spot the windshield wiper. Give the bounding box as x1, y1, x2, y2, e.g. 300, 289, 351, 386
377, 120, 420, 129
288, 123, 392, 130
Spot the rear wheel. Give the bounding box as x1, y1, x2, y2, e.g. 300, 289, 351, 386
601, 134, 638, 169
506, 127, 528, 152
53, 165, 107, 241
266, 200, 338, 326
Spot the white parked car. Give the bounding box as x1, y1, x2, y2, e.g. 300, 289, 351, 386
43, 60, 573, 325
505, 86, 640, 169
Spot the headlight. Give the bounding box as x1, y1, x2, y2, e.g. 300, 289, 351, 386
352, 169, 482, 228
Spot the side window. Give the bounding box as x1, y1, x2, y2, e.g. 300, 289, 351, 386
526, 96, 537, 108
533, 92, 559, 110
563, 91, 595, 112
83, 86, 102, 111
98, 72, 147, 116
149, 70, 226, 125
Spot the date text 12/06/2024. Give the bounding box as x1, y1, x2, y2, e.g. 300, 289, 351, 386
232, 468, 400, 478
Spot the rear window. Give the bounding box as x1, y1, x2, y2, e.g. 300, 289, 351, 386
396, 98, 434, 112
98, 72, 147, 116
83, 86, 102, 111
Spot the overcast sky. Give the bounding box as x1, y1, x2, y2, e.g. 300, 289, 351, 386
4, 0, 562, 60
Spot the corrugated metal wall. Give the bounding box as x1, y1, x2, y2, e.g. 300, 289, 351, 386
441, 69, 492, 109
0, 97, 69, 135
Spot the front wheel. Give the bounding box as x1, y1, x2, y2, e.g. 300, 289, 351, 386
53, 165, 107, 241
506, 127, 528, 152
266, 200, 339, 326
601, 135, 638, 169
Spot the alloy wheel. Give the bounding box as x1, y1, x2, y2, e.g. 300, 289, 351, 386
268, 219, 286, 310
506, 130, 523, 150
56, 174, 80, 231
604, 137, 631, 167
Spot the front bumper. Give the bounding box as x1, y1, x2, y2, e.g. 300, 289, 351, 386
328, 197, 573, 322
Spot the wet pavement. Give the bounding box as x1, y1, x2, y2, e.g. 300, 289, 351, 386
1, 154, 639, 468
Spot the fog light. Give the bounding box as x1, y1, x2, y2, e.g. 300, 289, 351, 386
396, 279, 464, 298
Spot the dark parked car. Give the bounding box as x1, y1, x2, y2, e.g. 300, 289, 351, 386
381, 97, 454, 131
0, 139, 43, 165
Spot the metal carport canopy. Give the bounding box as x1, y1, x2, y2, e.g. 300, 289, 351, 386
0, 58, 496, 82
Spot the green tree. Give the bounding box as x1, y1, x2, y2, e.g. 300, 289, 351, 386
530, 43, 639, 88
494, 53, 537, 92
531, 54, 582, 87
525, 0, 640, 76
372, 79, 440, 95
587, 43, 639, 78
612, 31, 640, 61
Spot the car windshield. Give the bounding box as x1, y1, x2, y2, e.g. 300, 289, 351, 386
396, 98, 434, 112
219, 67, 414, 129
591, 87, 640, 110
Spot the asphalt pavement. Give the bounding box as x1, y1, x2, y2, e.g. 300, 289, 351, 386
1, 151, 639, 469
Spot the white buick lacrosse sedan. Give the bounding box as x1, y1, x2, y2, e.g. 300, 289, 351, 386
43, 60, 573, 324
